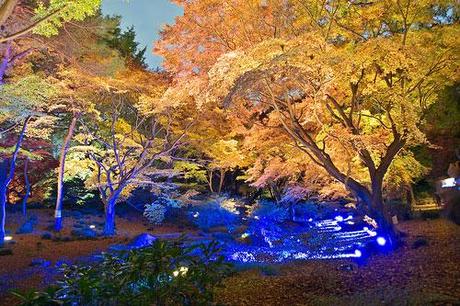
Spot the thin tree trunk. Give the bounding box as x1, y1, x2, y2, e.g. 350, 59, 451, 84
0, 116, 30, 246
54, 114, 79, 232
22, 157, 30, 218
0, 160, 8, 247
208, 170, 214, 193
0, 42, 11, 84
218, 169, 225, 194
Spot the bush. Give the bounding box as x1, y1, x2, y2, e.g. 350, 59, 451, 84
143, 204, 167, 225
251, 200, 290, 223
12, 240, 233, 306
189, 201, 239, 231
143, 195, 182, 225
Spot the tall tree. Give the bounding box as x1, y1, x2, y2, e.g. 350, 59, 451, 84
159, 0, 460, 244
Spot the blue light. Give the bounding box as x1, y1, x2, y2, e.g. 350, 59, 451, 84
377, 236, 387, 246
335, 216, 344, 222
354, 249, 362, 257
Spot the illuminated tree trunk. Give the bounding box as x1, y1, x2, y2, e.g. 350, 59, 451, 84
217, 169, 225, 194
207, 170, 215, 193
22, 157, 30, 218
0, 117, 30, 246
54, 114, 79, 232
0, 42, 11, 84
103, 191, 121, 236
0, 160, 8, 247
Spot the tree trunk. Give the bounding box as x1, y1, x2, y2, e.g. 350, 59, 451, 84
0, 42, 11, 84
0, 117, 30, 246
22, 157, 30, 218
208, 170, 215, 193
0, 160, 8, 247
103, 194, 119, 236
217, 169, 225, 194
54, 114, 79, 232
369, 176, 399, 247
345, 175, 398, 247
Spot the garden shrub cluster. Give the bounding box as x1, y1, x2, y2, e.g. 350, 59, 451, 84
188, 198, 241, 231
12, 240, 233, 306
143, 195, 183, 225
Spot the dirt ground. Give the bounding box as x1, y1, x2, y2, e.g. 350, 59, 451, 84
0, 209, 459, 305
216, 219, 460, 305
0, 208, 192, 305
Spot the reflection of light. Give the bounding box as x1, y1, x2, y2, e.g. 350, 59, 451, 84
344, 216, 353, 221
335, 216, 344, 222
4, 236, 12, 241
347, 221, 355, 225
377, 237, 387, 246
173, 266, 188, 277
254, 216, 259, 220
308, 218, 313, 222
441, 177, 456, 188
193, 212, 199, 218
89, 225, 96, 229
354, 249, 362, 257
241, 233, 250, 239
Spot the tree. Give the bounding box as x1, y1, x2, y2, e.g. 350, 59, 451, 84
107, 25, 147, 68
70, 69, 192, 236
159, 0, 460, 244
0, 0, 101, 43
0, 75, 57, 245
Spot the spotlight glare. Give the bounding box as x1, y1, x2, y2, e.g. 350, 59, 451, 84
4, 236, 12, 241
354, 249, 362, 257
377, 236, 387, 246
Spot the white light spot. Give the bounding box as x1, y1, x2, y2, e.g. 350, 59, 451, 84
377, 237, 387, 246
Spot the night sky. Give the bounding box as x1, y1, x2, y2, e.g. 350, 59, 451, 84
101, 0, 183, 69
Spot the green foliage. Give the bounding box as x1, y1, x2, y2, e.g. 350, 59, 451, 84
12, 240, 233, 306
33, 0, 102, 37
424, 84, 460, 136
107, 25, 147, 68
0, 75, 57, 116
174, 161, 207, 183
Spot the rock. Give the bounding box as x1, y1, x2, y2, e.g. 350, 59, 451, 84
0, 249, 13, 256
412, 237, 429, 249
71, 228, 98, 239
30, 258, 51, 267
337, 264, 354, 271
109, 233, 157, 252
16, 221, 34, 234
128, 233, 157, 249
41, 233, 52, 240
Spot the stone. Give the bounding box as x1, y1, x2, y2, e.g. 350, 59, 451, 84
30, 258, 51, 267
16, 221, 34, 234
71, 228, 98, 239
41, 233, 52, 240
128, 233, 157, 249
0, 249, 13, 256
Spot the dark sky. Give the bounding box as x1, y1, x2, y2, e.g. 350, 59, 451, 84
101, 0, 183, 69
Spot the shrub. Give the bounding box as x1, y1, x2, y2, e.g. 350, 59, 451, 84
189, 201, 239, 231
143, 195, 182, 225
251, 200, 290, 223
143, 204, 167, 225
12, 240, 233, 306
